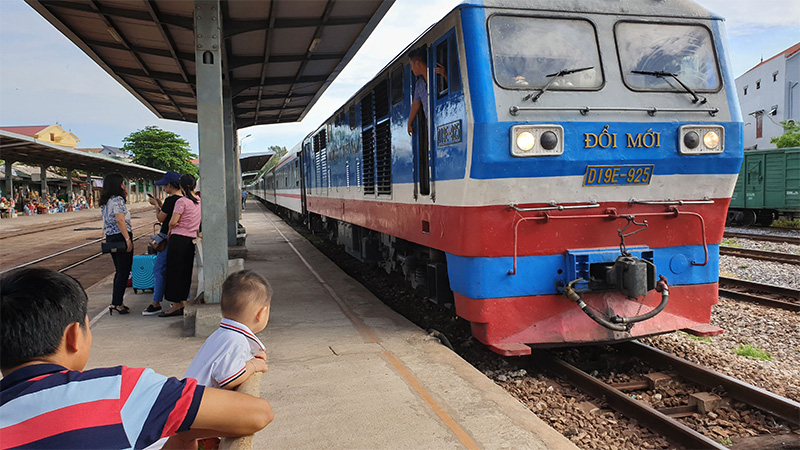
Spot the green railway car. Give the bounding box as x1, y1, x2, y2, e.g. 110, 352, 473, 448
729, 147, 800, 226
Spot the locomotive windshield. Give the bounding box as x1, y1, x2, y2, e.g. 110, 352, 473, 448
489, 16, 602, 90
616, 22, 720, 92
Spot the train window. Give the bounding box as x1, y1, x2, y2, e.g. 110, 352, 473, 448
435, 42, 448, 97
448, 36, 461, 93
743, 86, 748, 96
391, 66, 403, 105
756, 80, 761, 89
489, 16, 602, 90
616, 22, 720, 92
773, 71, 779, 82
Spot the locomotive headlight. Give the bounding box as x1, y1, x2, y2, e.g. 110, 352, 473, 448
516, 131, 535, 151
511, 125, 564, 157
679, 125, 724, 154
683, 131, 699, 149
540, 131, 559, 150
703, 131, 720, 149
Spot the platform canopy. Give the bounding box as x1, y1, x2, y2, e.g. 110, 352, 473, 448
0, 130, 164, 179
26, 0, 395, 128
239, 151, 277, 174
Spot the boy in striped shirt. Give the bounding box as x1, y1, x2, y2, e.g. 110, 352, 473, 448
0, 268, 273, 450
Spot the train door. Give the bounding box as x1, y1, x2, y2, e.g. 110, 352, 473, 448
745, 154, 765, 209
299, 151, 308, 215
411, 47, 432, 198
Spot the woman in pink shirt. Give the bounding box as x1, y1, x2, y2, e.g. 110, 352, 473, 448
161, 174, 201, 317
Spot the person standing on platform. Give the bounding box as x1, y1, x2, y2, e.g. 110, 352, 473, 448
143, 171, 182, 316
241, 188, 247, 210
161, 174, 201, 317
100, 173, 132, 315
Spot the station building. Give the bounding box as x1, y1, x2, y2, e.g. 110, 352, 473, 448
735, 42, 800, 150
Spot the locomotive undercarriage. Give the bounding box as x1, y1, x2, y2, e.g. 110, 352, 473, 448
304, 212, 455, 306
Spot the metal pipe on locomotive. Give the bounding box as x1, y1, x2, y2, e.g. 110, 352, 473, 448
249, 0, 743, 356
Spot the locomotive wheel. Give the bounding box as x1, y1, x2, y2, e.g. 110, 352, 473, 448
740, 210, 757, 226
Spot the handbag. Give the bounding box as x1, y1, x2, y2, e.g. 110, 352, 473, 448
148, 223, 168, 253
101, 239, 128, 254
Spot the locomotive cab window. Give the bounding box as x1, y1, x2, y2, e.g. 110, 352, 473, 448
616, 22, 720, 92
435, 42, 448, 97
391, 66, 404, 105
488, 16, 602, 90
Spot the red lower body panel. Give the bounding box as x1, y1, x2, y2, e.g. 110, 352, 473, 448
455, 283, 721, 356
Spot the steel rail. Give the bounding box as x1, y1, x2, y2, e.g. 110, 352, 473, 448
0, 223, 155, 275
718, 288, 800, 311
530, 349, 728, 450
719, 276, 800, 299
720, 246, 800, 265
617, 341, 800, 426
724, 231, 800, 245
58, 231, 150, 273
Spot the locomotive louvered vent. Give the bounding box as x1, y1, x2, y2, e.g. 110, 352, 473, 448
361, 93, 374, 128
374, 80, 389, 120
362, 128, 375, 195
313, 134, 320, 153
318, 129, 327, 150
375, 121, 392, 195
320, 144, 328, 191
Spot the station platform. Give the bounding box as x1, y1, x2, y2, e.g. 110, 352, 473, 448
83, 201, 577, 450
0, 201, 152, 238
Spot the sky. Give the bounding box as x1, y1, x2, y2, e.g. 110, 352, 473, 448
1, 0, 799, 156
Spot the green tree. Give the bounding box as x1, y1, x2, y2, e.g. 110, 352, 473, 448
770, 120, 800, 148
122, 126, 198, 176
258, 145, 288, 174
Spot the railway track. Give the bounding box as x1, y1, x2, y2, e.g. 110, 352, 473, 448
530, 342, 800, 450
718, 276, 800, 311
720, 246, 800, 265
723, 231, 800, 246
0, 221, 156, 287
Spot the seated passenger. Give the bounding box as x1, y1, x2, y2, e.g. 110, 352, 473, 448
0, 268, 274, 449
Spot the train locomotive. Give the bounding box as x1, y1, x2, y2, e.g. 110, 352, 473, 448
250, 0, 743, 356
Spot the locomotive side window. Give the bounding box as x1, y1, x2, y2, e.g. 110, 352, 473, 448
616, 22, 720, 92
435, 42, 448, 97
391, 66, 403, 105
488, 16, 602, 90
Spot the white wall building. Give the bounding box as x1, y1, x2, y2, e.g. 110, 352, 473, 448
735, 42, 800, 150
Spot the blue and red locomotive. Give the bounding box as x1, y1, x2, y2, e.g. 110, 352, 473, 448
251, 0, 743, 355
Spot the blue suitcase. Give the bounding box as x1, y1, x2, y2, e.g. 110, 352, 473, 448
132, 254, 157, 293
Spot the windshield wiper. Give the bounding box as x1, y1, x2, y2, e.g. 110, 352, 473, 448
632, 70, 707, 104
524, 66, 594, 102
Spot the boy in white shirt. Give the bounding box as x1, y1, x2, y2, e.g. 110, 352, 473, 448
161, 271, 272, 449
186, 270, 271, 388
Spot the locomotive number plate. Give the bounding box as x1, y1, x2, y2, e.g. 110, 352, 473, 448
583, 165, 653, 186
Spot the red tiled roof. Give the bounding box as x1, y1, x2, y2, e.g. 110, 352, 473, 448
75, 148, 103, 153
744, 42, 800, 75
190, 158, 200, 165
0, 126, 49, 137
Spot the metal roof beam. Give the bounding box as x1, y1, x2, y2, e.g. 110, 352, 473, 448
115, 66, 196, 84
225, 16, 370, 37
144, 0, 196, 96
84, 39, 194, 61
279, 0, 336, 121
84, 0, 187, 120
228, 52, 345, 70
231, 75, 327, 97
46, 1, 193, 29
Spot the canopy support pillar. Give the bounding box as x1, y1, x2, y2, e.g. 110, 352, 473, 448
4, 160, 13, 200
195, 0, 227, 303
